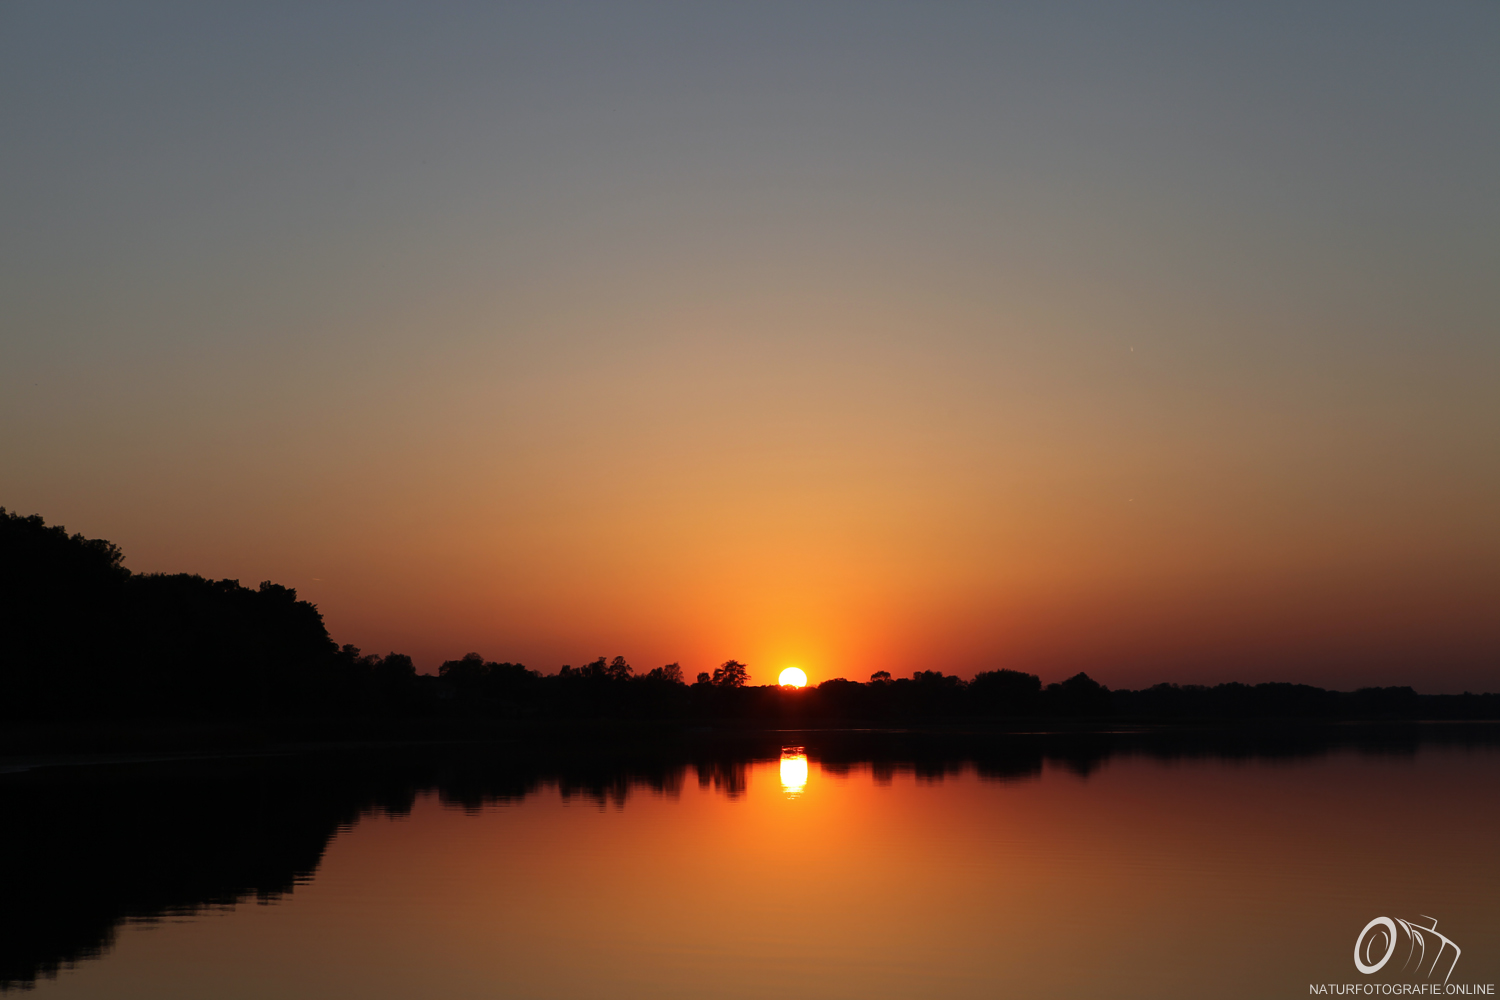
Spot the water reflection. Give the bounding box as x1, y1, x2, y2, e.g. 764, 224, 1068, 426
780, 747, 808, 797
3, 723, 1499, 994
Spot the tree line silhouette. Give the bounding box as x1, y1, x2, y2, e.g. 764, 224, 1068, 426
4, 508, 1498, 726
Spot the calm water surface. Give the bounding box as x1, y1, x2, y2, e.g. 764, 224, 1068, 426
6, 731, 1499, 998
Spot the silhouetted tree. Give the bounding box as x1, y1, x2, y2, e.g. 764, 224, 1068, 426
1042, 672, 1111, 716
1, 509, 344, 720
970, 668, 1042, 715
328, 645, 420, 716
3, 509, 129, 716
711, 660, 749, 687
439, 652, 491, 686
645, 663, 684, 684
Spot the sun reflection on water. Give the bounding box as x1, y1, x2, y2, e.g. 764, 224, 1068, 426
780, 747, 808, 798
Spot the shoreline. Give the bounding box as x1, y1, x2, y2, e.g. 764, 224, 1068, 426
5, 716, 1499, 776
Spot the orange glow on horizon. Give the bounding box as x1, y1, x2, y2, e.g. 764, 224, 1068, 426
4, 3, 1497, 698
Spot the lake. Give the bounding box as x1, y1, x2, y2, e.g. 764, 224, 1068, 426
4, 727, 1498, 998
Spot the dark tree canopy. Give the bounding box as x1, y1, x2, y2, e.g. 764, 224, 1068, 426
646, 663, 684, 684
711, 660, 750, 688
3, 508, 1496, 727
1, 509, 340, 720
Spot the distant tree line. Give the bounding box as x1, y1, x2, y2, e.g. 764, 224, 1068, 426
4, 508, 1498, 725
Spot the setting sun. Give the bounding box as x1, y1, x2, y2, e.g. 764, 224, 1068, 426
778, 667, 807, 688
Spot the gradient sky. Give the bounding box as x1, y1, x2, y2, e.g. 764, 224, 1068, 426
3, 2, 1497, 690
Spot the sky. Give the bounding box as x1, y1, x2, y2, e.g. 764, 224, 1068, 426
2, 2, 1497, 691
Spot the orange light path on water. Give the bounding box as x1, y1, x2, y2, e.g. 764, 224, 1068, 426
779, 748, 809, 797
45, 749, 1500, 999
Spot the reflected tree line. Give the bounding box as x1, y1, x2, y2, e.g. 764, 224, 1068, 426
5, 508, 1498, 730
5, 724, 1500, 991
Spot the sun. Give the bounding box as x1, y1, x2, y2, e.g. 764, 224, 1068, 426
778, 667, 807, 688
